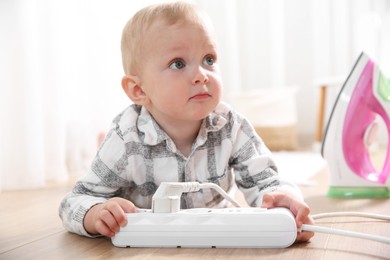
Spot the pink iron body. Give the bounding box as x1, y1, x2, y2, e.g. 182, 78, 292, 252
321, 52, 390, 198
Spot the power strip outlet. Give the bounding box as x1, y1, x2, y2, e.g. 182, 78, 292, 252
112, 207, 297, 248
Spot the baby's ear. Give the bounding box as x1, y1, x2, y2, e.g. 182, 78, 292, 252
121, 75, 149, 105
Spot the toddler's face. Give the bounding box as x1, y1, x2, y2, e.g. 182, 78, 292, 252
138, 20, 222, 123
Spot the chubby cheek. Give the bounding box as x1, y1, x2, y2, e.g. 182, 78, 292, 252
210, 76, 223, 101
155, 88, 189, 111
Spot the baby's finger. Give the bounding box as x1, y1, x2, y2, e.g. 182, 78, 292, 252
100, 208, 122, 232
295, 205, 311, 227
108, 198, 136, 226
260, 193, 275, 208
295, 215, 315, 242
116, 198, 137, 214
104, 202, 128, 227
95, 218, 115, 238
296, 230, 315, 242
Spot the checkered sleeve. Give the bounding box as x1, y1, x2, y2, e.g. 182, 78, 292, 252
59, 120, 131, 237
229, 112, 301, 207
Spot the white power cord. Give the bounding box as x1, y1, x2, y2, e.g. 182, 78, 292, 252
311, 211, 390, 221
300, 211, 390, 244
301, 224, 390, 244
198, 182, 242, 208
152, 182, 242, 213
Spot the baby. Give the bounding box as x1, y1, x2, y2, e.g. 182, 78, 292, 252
59, 1, 314, 242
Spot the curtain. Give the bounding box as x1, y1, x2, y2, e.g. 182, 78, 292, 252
1, 0, 389, 190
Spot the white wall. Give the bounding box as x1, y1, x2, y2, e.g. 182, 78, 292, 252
1, 0, 389, 189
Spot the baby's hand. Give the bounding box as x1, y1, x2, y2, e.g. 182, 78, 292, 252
84, 197, 136, 237
261, 191, 314, 242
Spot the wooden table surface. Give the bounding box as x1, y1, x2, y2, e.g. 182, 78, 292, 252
1, 158, 389, 259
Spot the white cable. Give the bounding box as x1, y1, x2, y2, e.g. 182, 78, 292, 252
312, 212, 390, 221
152, 182, 242, 213
307, 211, 390, 244
173, 182, 242, 207
199, 183, 242, 208
301, 224, 390, 244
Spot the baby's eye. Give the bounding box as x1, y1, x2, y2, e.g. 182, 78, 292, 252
169, 59, 186, 70
203, 55, 216, 66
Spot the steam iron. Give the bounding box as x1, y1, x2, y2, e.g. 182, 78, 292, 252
321, 52, 390, 198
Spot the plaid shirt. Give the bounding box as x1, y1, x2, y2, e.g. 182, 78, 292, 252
59, 102, 296, 237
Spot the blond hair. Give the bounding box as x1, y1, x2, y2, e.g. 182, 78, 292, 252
121, 1, 208, 75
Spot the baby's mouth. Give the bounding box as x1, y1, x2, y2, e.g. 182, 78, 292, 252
190, 92, 211, 100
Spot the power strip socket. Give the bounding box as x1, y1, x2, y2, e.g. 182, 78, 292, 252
112, 207, 297, 248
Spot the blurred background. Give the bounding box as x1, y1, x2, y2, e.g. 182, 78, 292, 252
1, 0, 389, 190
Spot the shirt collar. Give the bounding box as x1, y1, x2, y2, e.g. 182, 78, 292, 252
137, 103, 229, 146
137, 106, 168, 146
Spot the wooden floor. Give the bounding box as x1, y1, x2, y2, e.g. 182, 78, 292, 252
1, 160, 390, 259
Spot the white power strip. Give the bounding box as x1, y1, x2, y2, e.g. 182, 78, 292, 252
111, 182, 390, 248
112, 207, 297, 248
